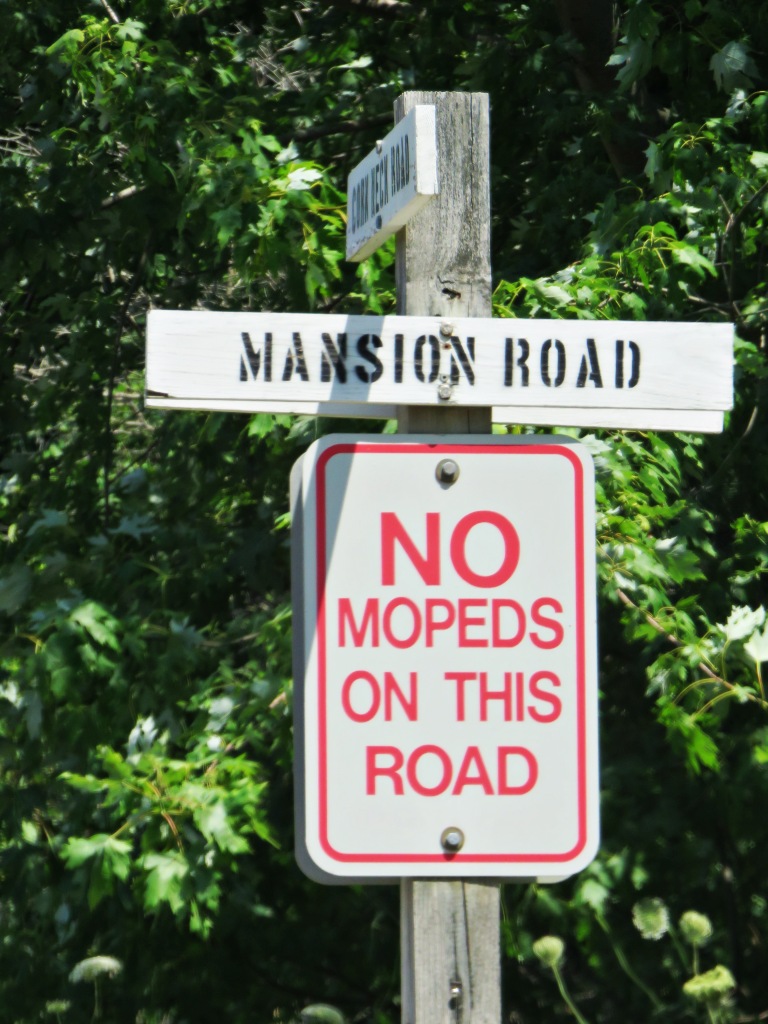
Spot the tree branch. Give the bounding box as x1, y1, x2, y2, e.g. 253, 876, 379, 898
99, 0, 121, 24
615, 587, 729, 687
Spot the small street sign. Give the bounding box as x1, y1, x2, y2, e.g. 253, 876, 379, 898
346, 105, 438, 262
292, 435, 599, 881
146, 310, 733, 432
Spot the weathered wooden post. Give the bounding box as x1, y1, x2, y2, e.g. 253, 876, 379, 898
392, 91, 500, 1024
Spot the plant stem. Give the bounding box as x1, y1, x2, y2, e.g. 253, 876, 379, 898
597, 913, 665, 1012
668, 922, 692, 973
551, 965, 592, 1024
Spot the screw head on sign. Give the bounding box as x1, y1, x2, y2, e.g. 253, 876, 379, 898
437, 382, 453, 401
436, 459, 460, 485
375, 140, 383, 154
439, 321, 454, 337
441, 827, 465, 853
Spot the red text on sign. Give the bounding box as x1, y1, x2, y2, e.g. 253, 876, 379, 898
446, 669, 562, 722
365, 744, 538, 796
338, 595, 564, 649
380, 510, 520, 588
341, 669, 418, 722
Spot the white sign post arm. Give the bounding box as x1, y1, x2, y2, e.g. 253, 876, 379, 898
394, 91, 501, 1024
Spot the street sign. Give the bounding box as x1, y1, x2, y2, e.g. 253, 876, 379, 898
346, 105, 438, 262
146, 309, 733, 432
292, 435, 599, 881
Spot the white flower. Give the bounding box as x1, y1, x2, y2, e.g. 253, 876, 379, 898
69, 955, 123, 983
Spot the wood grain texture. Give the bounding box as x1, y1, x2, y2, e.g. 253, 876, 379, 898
394, 92, 491, 322
394, 91, 500, 1024
395, 91, 492, 434
401, 879, 501, 1024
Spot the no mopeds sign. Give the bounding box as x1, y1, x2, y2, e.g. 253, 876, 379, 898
291, 435, 599, 881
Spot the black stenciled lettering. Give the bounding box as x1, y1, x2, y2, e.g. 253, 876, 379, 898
320, 333, 347, 383
503, 338, 530, 387
282, 332, 309, 382
404, 135, 410, 183
504, 338, 531, 387
628, 341, 640, 387
240, 332, 272, 382
355, 334, 384, 383
392, 140, 403, 193
356, 180, 365, 230
541, 339, 566, 387
450, 336, 475, 385
504, 338, 513, 387
351, 183, 359, 233
615, 339, 641, 388
394, 333, 404, 383
414, 335, 440, 383
576, 338, 603, 388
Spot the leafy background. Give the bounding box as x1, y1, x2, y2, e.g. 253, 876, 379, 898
1, 1, 768, 1021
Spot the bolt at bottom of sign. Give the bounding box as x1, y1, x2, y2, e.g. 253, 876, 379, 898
448, 979, 462, 1013
437, 379, 453, 401
441, 827, 465, 853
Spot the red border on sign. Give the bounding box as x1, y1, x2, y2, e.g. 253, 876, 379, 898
314, 442, 590, 865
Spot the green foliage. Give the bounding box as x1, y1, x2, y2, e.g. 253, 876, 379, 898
2, 1, 768, 1023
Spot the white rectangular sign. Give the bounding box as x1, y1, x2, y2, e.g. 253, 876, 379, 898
346, 105, 438, 261
292, 435, 599, 881
146, 310, 733, 431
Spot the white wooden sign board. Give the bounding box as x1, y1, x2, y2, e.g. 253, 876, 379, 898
292, 435, 599, 881
146, 310, 733, 432
346, 105, 438, 262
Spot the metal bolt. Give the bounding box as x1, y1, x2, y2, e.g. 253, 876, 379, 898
448, 979, 463, 1013
440, 321, 454, 337
437, 380, 453, 401
436, 459, 460, 485
375, 140, 383, 154
441, 826, 465, 852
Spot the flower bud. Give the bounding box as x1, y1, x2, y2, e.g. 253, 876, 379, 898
683, 965, 735, 1003
632, 897, 670, 940
679, 910, 713, 947
532, 935, 565, 969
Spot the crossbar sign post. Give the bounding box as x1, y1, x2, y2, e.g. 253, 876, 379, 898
146, 309, 732, 432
